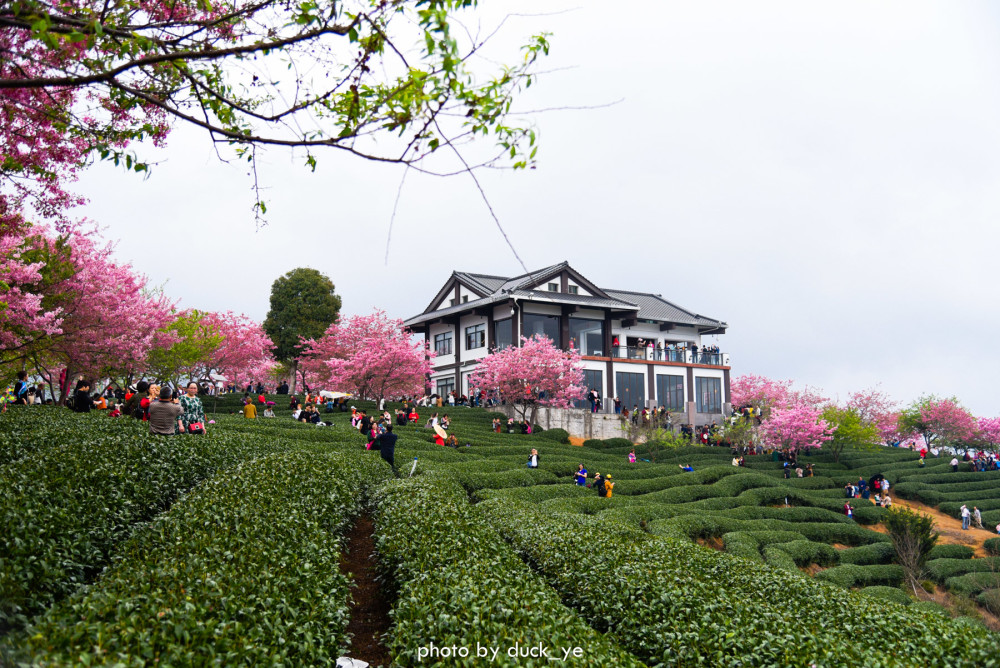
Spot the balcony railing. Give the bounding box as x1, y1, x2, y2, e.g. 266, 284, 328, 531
606, 346, 727, 365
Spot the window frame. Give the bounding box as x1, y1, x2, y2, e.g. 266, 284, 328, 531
465, 323, 486, 350
433, 331, 453, 356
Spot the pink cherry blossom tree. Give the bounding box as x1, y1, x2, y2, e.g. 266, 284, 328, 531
11, 228, 175, 399
200, 311, 276, 389
847, 386, 900, 443
298, 310, 433, 407
976, 417, 1000, 448
468, 334, 586, 425
730, 374, 792, 419
898, 396, 979, 449
760, 402, 834, 453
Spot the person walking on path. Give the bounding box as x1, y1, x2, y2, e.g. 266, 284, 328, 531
372, 424, 399, 476
960, 504, 971, 530
973, 506, 983, 529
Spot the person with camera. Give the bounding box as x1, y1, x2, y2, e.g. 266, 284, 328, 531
149, 386, 184, 435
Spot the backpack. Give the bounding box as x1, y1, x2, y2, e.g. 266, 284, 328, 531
596, 479, 607, 497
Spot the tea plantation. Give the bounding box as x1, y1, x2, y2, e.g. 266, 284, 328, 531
2, 399, 999, 666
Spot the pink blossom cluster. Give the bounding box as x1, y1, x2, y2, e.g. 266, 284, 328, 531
469, 334, 586, 411
298, 310, 433, 404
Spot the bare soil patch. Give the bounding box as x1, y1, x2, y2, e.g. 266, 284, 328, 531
340, 514, 392, 667
696, 536, 725, 551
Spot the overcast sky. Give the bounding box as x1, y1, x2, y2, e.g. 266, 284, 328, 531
75, 1, 1000, 415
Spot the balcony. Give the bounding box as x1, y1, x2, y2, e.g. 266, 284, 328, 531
606, 346, 728, 366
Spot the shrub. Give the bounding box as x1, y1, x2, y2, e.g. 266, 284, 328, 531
26, 451, 388, 665
926, 557, 1000, 584
977, 589, 1000, 615
538, 428, 570, 444
814, 564, 905, 588
861, 586, 911, 605
946, 572, 999, 597
582, 439, 605, 449
926, 544, 974, 561
773, 540, 839, 567
839, 543, 896, 566
603, 437, 633, 449
372, 475, 641, 665
985, 538, 1000, 556
762, 545, 799, 572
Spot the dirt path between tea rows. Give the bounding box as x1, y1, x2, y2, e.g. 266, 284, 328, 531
340, 514, 392, 667
884, 498, 995, 558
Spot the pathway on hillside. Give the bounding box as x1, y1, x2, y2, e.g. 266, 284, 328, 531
889, 498, 994, 558
339, 514, 392, 667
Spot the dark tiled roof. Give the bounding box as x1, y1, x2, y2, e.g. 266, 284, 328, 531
410, 264, 727, 331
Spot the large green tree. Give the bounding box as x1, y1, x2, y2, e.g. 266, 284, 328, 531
821, 406, 881, 463
263, 268, 341, 394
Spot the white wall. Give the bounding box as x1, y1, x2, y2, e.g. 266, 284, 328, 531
428, 322, 455, 368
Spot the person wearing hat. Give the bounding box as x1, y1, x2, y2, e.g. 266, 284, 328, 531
960, 504, 971, 530
149, 386, 184, 435
603, 474, 615, 498
593, 472, 605, 496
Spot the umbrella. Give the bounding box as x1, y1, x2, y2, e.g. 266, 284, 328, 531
320, 390, 352, 399
434, 425, 447, 439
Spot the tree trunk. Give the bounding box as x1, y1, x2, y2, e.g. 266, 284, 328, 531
289, 359, 299, 396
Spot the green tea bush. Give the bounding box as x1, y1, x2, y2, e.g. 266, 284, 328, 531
926, 544, 974, 561
25, 451, 388, 665
860, 586, 911, 605
372, 475, 642, 666
773, 540, 839, 567
538, 428, 570, 444
479, 498, 997, 666
814, 564, 904, 588
926, 557, 1000, 584
986, 537, 1000, 556
762, 545, 799, 572
946, 571, 999, 597
1, 418, 292, 630
838, 543, 896, 566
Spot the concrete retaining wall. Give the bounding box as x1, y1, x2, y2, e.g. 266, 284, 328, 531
501, 405, 630, 441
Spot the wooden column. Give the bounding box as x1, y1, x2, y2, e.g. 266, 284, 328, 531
453, 317, 461, 394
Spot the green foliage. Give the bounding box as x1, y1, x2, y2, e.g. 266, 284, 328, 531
263, 268, 341, 362
860, 586, 912, 605
814, 564, 905, 588
822, 406, 881, 462
371, 474, 643, 666
143, 309, 223, 385
538, 427, 569, 444
838, 542, 897, 566
0, 412, 293, 631
26, 451, 390, 664
926, 544, 975, 561
985, 537, 1000, 556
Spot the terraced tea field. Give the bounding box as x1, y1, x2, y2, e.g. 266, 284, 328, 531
2, 400, 998, 666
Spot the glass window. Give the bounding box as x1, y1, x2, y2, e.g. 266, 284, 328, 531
574, 370, 604, 408
434, 331, 453, 356
462, 295, 469, 304
495, 318, 513, 350
568, 317, 604, 356
465, 323, 485, 350
449, 298, 457, 307
656, 374, 685, 411
436, 377, 455, 397
548, 282, 559, 292
568, 285, 579, 295
696, 377, 722, 413
615, 372, 646, 408
522, 313, 560, 346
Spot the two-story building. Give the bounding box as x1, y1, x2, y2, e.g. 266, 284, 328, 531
403, 262, 732, 426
